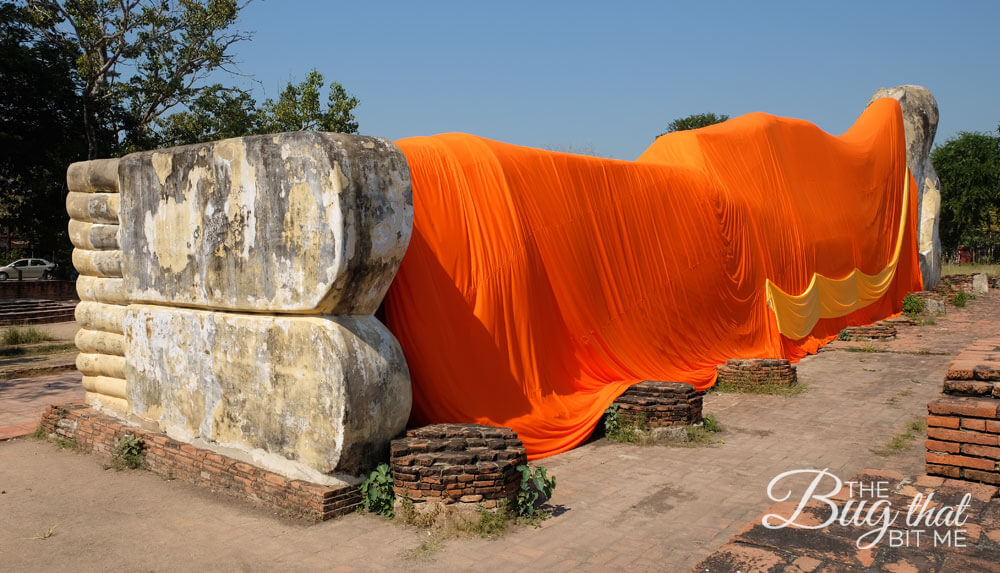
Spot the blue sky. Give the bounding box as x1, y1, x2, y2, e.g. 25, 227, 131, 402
227, 1, 998, 159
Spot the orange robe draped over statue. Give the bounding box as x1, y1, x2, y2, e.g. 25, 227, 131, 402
384, 98, 922, 459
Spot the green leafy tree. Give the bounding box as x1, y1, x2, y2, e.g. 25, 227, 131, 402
155, 70, 360, 147
0, 1, 85, 267
259, 70, 359, 134
931, 131, 1000, 257
659, 112, 729, 137
154, 84, 259, 147
27, 0, 251, 157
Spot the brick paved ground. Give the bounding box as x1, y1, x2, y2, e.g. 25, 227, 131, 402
1, 294, 998, 571
0, 371, 82, 440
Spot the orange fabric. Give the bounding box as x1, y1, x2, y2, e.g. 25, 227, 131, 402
386, 98, 922, 459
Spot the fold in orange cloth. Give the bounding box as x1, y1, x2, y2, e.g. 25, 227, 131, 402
386, 98, 922, 458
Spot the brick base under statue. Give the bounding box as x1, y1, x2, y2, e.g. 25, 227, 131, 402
716, 359, 797, 387
612, 381, 702, 428
390, 424, 526, 509
841, 323, 898, 341
38, 404, 361, 521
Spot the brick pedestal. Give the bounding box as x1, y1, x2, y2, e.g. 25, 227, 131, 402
39, 404, 361, 520
390, 424, 526, 509
716, 359, 797, 387
612, 381, 702, 427
926, 337, 1000, 485
841, 323, 897, 341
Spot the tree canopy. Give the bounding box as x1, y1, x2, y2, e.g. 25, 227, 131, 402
659, 112, 729, 137
2, 0, 360, 267
0, 1, 85, 269
155, 71, 360, 148
932, 130, 1000, 258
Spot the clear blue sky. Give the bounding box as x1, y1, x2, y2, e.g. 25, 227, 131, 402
226, 1, 998, 159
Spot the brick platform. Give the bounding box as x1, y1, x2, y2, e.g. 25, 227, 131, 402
926, 338, 1000, 485
39, 404, 361, 521
841, 323, 898, 341
693, 469, 1000, 572
390, 424, 526, 509
612, 380, 702, 428
716, 359, 797, 388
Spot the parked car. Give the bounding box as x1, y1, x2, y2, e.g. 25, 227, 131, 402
0, 258, 58, 280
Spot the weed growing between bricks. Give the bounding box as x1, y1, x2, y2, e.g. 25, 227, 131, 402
871, 417, 926, 456
107, 434, 145, 471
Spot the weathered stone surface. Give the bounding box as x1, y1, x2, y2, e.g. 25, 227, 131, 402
123, 305, 411, 477
66, 158, 119, 193
118, 132, 413, 314
868, 85, 941, 288
65, 192, 120, 224
972, 274, 990, 295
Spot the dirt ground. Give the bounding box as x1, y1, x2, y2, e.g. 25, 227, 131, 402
1, 295, 998, 571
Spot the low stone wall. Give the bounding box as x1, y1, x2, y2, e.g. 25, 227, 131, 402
840, 323, 898, 341
716, 359, 797, 387
0, 280, 78, 301
39, 404, 361, 521
926, 337, 1000, 485
612, 381, 702, 428
390, 424, 526, 509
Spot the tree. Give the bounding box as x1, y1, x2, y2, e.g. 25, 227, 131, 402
258, 70, 359, 134
0, 1, 85, 268
155, 69, 360, 147
658, 112, 729, 138
27, 0, 251, 157
931, 131, 1000, 258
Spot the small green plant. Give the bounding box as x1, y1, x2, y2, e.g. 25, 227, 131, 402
603, 404, 645, 443
837, 329, 851, 341
902, 293, 925, 317
952, 290, 968, 307
514, 465, 556, 517
1, 326, 54, 346
702, 412, 722, 433
109, 433, 145, 470
872, 417, 926, 456
603, 403, 621, 436
29, 427, 46, 440
54, 438, 76, 450
360, 463, 395, 517
467, 502, 512, 537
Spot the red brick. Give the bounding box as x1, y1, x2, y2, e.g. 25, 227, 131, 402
926, 415, 960, 429
927, 427, 999, 446
961, 443, 1000, 461
925, 439, 960, 453
947, 360, 977, 380
962, 418, 988, 431
926, 452, 997, 471
988, 420, 1000, 434
926, 463, 962, 478
928, 396, 999, 418
962, 469, 1000, 485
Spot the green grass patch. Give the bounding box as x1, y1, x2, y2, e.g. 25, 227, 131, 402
710, 378, 808, 396
872, 417, 926, 456
0, 342, 77, 358
1, 326, 55, 346
941, 263, 999, 277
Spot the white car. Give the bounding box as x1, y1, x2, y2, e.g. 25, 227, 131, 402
0, 258, 58, 280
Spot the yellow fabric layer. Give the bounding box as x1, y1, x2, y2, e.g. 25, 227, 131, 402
765, 169, 912, 339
